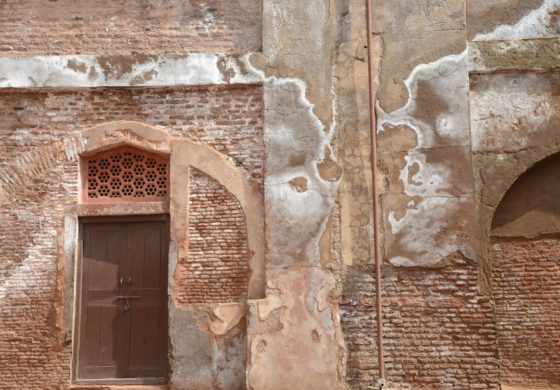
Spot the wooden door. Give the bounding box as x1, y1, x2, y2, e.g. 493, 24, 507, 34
76, 215, 168, 384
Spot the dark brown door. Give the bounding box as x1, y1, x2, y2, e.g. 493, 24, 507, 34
76, 215, 168, 384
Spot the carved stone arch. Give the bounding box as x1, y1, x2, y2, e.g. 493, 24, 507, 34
80, 120, 265, 299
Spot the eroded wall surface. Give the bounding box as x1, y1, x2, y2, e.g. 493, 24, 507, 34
339, 0, 560, 389
1, 0, 560, 389
0, 0, 262, 54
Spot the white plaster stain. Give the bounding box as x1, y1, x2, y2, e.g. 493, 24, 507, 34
378, 50, 474, 267
0, 54, 233, 88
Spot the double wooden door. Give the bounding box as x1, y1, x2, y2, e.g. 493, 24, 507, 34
76, 216, 168, 384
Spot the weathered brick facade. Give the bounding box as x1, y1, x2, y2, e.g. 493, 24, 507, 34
2, 0, 560, 389
491, 238, 560, 388
175, 168, 248, 304
0, 85, 262, 389
0, 0, 261, 55
342, 257, 500, 390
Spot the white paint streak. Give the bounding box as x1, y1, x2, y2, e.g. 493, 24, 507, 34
474, 0, 560, 41
378, 50, 473, 266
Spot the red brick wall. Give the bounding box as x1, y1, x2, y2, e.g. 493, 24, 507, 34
491, 237, 560, 388
175, 168, 248, 304
341, 257, 500, 390
0, 0, 262, 55
0, 85, 262, 389
0, 86, 264, 194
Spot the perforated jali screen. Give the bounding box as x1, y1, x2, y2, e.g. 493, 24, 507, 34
83, 146, 169, 203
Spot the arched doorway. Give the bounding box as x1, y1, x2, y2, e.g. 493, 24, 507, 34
490, 154, 560, 389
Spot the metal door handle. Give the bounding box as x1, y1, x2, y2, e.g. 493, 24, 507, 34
119, 277, 123, 288
116, 295, 141, 299
128, 276, 132, 287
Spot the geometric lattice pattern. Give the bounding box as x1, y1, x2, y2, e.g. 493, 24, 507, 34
84, 146, 169, 202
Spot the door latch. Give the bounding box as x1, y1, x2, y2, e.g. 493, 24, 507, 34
116, 295, 140, 313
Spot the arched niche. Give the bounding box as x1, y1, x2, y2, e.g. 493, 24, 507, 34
489, 153, 560, 389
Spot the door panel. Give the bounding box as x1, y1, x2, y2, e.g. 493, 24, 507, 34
77, 216, 168, 383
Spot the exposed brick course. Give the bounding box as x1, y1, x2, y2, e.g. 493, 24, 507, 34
175, 168, 248, 305
0, 0, 262, 55
491, 237, 560, 388
0, 85, 262, 389
341, 257, 500, 390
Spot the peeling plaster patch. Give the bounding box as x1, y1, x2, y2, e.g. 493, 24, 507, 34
248, 268, 348, 390
0, 54, 262, 88
397, 151, 455, 197
260, 73, 340, 267
288, 176, 308, 192
388, 196, 472, 267
474, 0, 560, 41
210, 303, 245, 336
257, 294, 283, 320
377, 50, 474, 266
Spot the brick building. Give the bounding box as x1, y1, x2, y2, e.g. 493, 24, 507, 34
0, 1, 559, 389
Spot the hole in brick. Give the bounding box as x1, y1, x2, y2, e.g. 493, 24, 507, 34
110, 165, 122, 176
146, 170, 157, 182
134, 164, 145, 176
122, 157, 133, 169
98, 171, 110, 183
99, 158, 110, 169
122, 171, 134, 182
133, 177, 145, 189
122, 184, 133, 196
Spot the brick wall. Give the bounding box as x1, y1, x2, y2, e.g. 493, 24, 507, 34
0, 0, 262, 55
0, 85, 264, 194
491, 237, 560, 388
175, 168, 248, 304
0, 85, 262, 389
341, 257, 500, 390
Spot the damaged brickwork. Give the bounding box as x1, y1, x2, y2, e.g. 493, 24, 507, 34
175, 168, 249, 305
2, 0, 560, 389
0, 0, 262, 55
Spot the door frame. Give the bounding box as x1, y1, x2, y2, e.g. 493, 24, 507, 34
72, 214, 170, 386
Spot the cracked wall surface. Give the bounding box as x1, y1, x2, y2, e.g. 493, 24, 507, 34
340, 0, 560, 389
2, 0, 560, 389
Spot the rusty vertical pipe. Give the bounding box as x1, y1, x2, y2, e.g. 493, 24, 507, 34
365, 0, 385, 383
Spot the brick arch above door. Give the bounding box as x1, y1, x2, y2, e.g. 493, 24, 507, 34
80, 120, 265, 299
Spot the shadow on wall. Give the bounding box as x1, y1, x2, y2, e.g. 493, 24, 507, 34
490, 153, 560, 389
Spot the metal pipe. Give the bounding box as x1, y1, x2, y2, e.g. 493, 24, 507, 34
365, 0, 386, 383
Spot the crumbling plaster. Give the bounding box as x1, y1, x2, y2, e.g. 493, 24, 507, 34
0, 0, 349, 387
3, 0, 560, 388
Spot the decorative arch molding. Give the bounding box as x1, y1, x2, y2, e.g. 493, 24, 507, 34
79, 120, 265, 299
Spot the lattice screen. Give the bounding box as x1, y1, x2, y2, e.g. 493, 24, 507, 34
83, 146, 169, 202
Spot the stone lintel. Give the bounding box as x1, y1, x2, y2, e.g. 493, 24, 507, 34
469, 37, 560, 73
